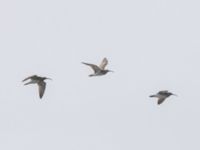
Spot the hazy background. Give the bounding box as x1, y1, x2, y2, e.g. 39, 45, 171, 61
0, 0, 200, 149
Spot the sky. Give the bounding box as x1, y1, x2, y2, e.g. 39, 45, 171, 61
0, 0, 200, 149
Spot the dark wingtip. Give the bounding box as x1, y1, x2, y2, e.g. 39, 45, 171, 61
22, 79, 26, 82
82, 62, 87, 65
157, 100, 164, 105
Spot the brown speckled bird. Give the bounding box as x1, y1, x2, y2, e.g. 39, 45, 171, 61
149, 90, 177, 105
22, 75, 52, 99
82, 58, 113, 77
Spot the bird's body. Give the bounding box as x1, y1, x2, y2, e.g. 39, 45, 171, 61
22, 75, 51, 99
149, 90, 177, 105
82, 58, 113, 77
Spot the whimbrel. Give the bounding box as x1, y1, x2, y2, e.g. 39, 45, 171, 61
149, 90, 177, 105
22, 75, 52, 99
82, 57, 113, 77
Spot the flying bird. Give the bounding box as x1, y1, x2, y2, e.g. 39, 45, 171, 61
22, 75, 52, 99
82, 57, 113, 77
149, 90, 177, 105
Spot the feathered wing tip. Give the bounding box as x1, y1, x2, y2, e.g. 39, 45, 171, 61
89, 74, 95, 77
22, 75, 37, 82
24, 80, 36, 86
82, 62, 101, 73
82, 62, 90, 65
149, 95, 156, 97
157, 98, 165, 105
82, 62, 94, 67
99, 58, 108, 70
38, 82, 46, 99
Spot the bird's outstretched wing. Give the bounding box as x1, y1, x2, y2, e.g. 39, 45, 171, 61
38, 81, 46, 99
158, 90, 168, 95
24, 80, 37, 85
99, 58, 108, 70
22, 75, 37, 82
157, 98, 166, 105
82, 62, 101, 73
149, 95, 156, 98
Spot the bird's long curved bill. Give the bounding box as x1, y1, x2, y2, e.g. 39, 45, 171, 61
47, 78, 52, 80
109, 70, 114, 73
172, 94, 177, 96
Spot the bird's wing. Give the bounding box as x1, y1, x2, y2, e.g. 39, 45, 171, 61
22, 75, 37, 82
99, 58, 108, 70
157, 98, 166, 105
149, 94, 156, 97
38, 81, 46, 99
82, 62, 101, 73
158, 90, 168, 94
24, 80, 37, 85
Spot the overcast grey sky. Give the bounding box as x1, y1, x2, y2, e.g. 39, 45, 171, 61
0, 0, 200, 149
